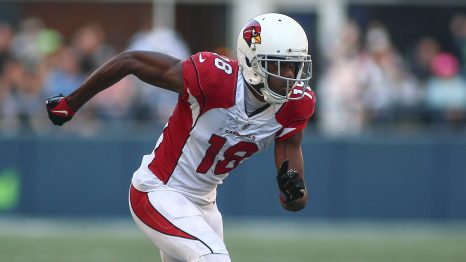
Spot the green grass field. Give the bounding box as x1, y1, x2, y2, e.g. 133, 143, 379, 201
1, 218, 465, 262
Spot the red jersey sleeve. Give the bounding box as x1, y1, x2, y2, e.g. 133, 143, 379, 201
275, 87, 316, 141
182, 52, 238, 115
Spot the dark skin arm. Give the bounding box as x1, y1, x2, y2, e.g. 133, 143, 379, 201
274, 130, 308, 212
66, 51, 184, 111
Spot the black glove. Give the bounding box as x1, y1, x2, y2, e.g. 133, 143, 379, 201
45, 94, 76, 126
277, 160, 305, 203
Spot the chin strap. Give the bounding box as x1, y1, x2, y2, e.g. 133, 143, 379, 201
245, 81, 264, 99
245, 79, 286, 105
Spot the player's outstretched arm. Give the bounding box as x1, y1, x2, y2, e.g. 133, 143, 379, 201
274, 130, 308, 212
45, 51, 184, 126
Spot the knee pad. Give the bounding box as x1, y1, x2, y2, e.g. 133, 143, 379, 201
192, 253, 231, 262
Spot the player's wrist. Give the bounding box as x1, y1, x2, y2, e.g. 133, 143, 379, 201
62, 95, 79, 113
60, 97, 77, 116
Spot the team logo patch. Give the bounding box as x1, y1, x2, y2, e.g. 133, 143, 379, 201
243, 20, 261, 47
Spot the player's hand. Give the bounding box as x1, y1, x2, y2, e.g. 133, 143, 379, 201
276, 160, 306, 203
45, 94, 76, 126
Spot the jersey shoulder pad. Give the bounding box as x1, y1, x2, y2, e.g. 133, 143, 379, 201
277, 86, 316, 122
275, 86, 316, 140
182, 52, 239, 113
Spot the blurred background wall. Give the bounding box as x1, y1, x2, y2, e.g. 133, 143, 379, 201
1, 0, 466, 220
2, 135, 466, 220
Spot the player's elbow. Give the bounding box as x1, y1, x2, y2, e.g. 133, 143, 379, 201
97, 51, 139, 77
116, 51, 140, 72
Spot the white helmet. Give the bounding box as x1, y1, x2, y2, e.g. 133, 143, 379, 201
237, 13, 312, 104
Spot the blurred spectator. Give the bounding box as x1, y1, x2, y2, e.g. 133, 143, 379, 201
42, 47, 86, 97
72, 23, 115, 74
409, 37, 441, 83
450, 14, 466, 78
0, 22, 13, 74
92, 76, 137, 120
0, 58, 45, 134
319, 21, 422, 136
319, 21, 366, 136
37, 28, 63, 56
424, 53, 466, 126
128, 26, 190, 58
11, 18, 46, 70
360, 22, 421, 125
128, 25, 190, 124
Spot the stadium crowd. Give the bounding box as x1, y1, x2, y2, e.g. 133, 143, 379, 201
1, 15, 466, 137
319, 14, 466, 136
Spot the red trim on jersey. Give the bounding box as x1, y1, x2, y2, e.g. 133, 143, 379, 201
129, 185, 197, 240
148, 95, 195, 184
182, 57, 205, 112
275, 88, 316, 141
189, 52, 238, 115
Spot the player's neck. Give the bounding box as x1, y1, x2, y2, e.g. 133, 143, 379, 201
244, 81, 268, 116
244, 81, 266, 102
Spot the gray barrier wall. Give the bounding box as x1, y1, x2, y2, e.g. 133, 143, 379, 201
0, 134, 465, 220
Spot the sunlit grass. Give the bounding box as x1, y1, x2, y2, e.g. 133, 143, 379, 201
1, 218, 465, 262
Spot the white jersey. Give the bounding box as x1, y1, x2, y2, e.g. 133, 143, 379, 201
132, 52, 316, 205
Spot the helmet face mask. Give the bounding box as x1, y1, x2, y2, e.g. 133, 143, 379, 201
237, 13, 312, 104
255, 54, 312, 102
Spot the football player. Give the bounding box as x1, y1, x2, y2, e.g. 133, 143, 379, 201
46, 13, 315, 262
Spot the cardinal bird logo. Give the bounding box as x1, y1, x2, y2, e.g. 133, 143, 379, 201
243, 20, 262, 47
